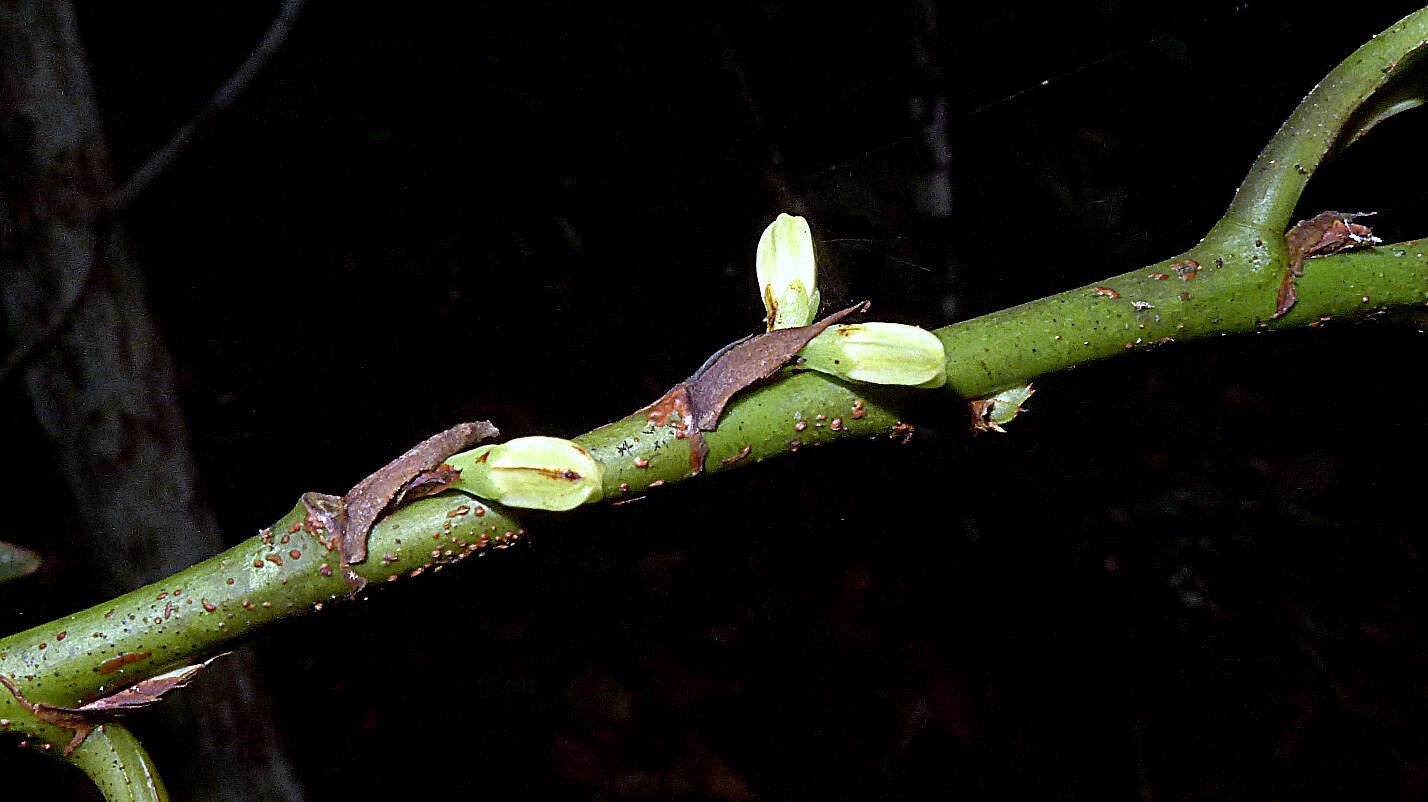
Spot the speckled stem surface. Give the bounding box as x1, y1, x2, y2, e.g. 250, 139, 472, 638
6, 232, 1425, 762
1219, 6, 1428, 233
4, 5, 1428, 794
0, 493, 526, 758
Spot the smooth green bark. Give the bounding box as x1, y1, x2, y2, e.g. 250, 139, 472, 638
69, 724, 168, 802
3, 5, 1428, 797
1221, 6, 1428, 232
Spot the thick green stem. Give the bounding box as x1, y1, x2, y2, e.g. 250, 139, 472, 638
4, 5, 1428, 794
0, 495, 526, 752
2, 231, 1424, 773
938, 237, 1428, 398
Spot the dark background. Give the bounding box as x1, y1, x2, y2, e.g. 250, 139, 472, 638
5, 1, 1428, 799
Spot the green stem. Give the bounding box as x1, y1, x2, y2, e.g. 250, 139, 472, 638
937, 237, 1428, 398
1, 237, 1424, 784
1216, 6, 1428, 234
4, 5, 1428, 793
68, 723, 168, 802
0, 495, 526, 752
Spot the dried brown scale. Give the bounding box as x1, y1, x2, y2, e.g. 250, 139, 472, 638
639, 301, 870, 474
329, 420, 500, 565
0, 656, 234, 753
1273, 211, 1380, 319
719, 445, 753, 466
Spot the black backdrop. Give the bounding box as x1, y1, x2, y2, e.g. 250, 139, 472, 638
5, 2, 1428, 799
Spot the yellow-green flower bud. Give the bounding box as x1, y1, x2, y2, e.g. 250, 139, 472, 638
755, 213, 821, 330
798, 322, 947, 387
447, 436, 603, 511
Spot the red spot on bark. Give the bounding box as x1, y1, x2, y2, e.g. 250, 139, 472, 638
98, 652, 149, 674
1170, 259, 1198, 280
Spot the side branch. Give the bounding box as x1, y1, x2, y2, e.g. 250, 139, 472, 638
105, 0, 309, 212
1218, 7, 1428, 233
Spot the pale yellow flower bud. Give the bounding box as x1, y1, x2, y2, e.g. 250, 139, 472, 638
798, 323, 947, 387
755, 213, 821, 330
447, 436, 603, 511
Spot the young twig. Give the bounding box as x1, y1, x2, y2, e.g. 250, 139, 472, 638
0, 0, 309, 391
104, 0, 309, 213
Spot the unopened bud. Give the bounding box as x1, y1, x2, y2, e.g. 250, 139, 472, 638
756, 213, 821, 330
448, 436, 603, 511
798, 323, 946, 387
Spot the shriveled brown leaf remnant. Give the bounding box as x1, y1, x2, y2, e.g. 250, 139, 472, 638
339, 421, 500, 564
1, 655, 225, 754
641, 302, 870, 474
1273, 211, 1380, 319
302, 421, 499, 575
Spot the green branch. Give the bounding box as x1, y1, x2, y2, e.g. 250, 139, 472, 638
69, 724, 168, 802
938, 238, 1428, 398
1217, 6, 1428, 234
4, 5, 1428, 796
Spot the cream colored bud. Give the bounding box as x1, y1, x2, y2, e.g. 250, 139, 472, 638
798, 322, 947, 387
447, 436, 603, 511
755, 213, 820, 330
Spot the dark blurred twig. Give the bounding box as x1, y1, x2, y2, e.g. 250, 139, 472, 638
0, 0, 307, 391
105, 0, 308, 213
